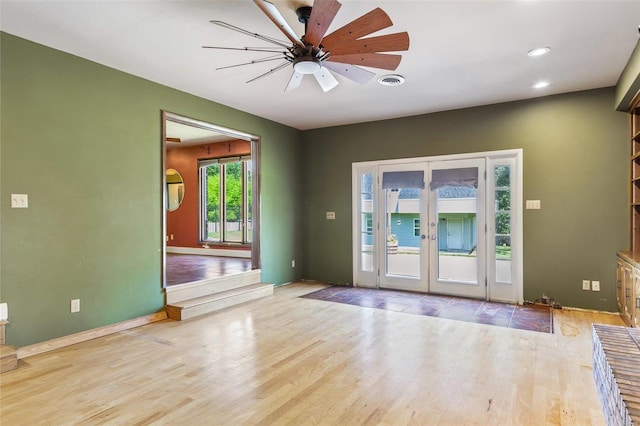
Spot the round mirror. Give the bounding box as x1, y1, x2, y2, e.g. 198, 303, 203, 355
166, 168, 185, 211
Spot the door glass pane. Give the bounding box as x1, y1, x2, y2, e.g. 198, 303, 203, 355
360, 173, 373, 272
245, 160, 253, 243
205, 164, 221, 242
385, 187, 420, 278
436, 185, 477, 283
494, 165, 512, 283
224, 161, 242, 242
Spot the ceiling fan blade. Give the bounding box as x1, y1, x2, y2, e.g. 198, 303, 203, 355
327, 32, 409, 56
203, 46, 287, 54
246, 61, 292, 83
216, 55, 289, 71
285, 70, 304, 92
322, 62, 375, 85
210, 21, 290, 49
304, 0, 342, 48
313, 68, 339, 92
328, 53, 402, 71
253, 0, 305, 48
320, 8, 393, 49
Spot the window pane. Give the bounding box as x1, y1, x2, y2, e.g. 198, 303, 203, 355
495, 236, 511, 260
205, 164, 220, 241
495, 190, 511, 211
386, 186, 420, 279
494, 165, 512, 284
224, 162, 242, 242
436, 185, 477, 283
495, 213, 511, 235
495, 165, 510, 187
360, 173, 374, 272
246, 161, 252, 243
361, 173, 373, 194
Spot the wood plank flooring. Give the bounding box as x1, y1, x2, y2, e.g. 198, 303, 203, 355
0, 283, 625, 425
166, 254, 252, 286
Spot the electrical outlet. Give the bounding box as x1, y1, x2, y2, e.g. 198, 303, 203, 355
291, 260, 296, 268
582, 280, 591, 290
70, 299, 80, 313
592, 280, 600, 291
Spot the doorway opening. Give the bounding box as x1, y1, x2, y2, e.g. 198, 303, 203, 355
161, 111, 261, 288
352, 150, 522, 303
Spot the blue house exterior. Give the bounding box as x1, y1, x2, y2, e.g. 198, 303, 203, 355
388, 187, 477, 251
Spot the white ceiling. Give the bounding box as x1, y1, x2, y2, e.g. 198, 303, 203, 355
1, 1, 639, 130
165, 120, 236, 149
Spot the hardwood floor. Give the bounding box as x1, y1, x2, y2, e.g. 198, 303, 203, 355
166, 254, 252, 286
0, 283, 624, 425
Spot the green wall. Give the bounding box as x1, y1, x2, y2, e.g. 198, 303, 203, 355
1, 31, 631, 348
0, 33, 303, 347
301, 88, 628, 311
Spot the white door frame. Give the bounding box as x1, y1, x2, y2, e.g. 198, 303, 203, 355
352, 149, 523, 303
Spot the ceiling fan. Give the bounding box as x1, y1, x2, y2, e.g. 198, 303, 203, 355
203, 0, 410, 92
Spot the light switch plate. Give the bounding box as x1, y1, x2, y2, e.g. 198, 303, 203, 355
525, 200, 541, 209
592, 281, 600, 291
11, 194, 28, 208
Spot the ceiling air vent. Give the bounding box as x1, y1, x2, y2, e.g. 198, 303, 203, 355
377, 74, 405, 86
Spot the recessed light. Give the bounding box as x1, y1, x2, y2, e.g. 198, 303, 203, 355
377, 74, 405, 86
532, 81, 550, 89
527, 47, 551, 57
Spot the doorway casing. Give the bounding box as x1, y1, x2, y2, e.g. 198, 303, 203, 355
161, 111, 261, 288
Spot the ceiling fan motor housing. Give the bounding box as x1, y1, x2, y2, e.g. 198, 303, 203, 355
296, 6, 312, 24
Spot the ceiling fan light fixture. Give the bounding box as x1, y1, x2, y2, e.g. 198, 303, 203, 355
527, 46, 551, 57
293, 56, 322, 75
377, 74, 405, 86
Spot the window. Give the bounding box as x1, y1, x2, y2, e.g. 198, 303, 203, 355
413, 218, 420, 237
199, 156, 251, 244
493, 164, 512, 283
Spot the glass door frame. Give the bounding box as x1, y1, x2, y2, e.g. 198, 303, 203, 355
352, 149, 523, 303
487, 155, 522, 303
377, 162, 429, 293
428, 158, 486, 299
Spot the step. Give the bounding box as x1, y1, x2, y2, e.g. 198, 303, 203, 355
166, 283, 273, 321
166, 269, 262, 305
1, 345, 17, 373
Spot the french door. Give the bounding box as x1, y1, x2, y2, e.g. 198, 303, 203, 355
352, 151, 522, 303
377, 163, 429, 292
428, 158, 486, 299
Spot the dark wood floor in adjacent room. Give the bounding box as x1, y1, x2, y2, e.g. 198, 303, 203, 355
166, 253, 251, 286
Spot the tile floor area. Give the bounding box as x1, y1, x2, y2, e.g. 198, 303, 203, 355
166, 254, 252, 286
302, 286, 554, 333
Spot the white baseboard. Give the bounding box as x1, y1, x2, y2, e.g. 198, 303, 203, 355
166, 246, 251, 258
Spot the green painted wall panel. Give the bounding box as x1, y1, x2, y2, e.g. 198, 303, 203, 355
301, 88, 628, 311
1, 33, 303, 347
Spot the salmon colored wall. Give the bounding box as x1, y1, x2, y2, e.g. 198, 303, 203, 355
166, 139, 250, 248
